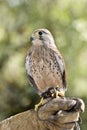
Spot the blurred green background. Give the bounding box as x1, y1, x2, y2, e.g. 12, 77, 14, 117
0, 0, 87, 129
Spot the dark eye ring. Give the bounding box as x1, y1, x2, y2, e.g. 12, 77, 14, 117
38, 31, 43, 35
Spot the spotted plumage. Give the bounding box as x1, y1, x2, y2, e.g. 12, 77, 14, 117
26, 28, 67, 98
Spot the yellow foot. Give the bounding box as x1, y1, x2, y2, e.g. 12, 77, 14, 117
56, 90, 64, 98
35, 97, 44, 111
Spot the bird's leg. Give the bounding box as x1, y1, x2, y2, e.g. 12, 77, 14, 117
35, 97, 44, 111
55, 90, 64, 98
34, 88, 64, 111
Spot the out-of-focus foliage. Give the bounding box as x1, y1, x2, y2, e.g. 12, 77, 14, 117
0, 0, 87, 129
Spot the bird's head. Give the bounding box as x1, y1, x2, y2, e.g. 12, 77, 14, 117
30, 28, 56, 47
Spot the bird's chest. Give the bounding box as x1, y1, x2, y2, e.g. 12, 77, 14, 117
30, 47, 58, 77
27, 46, 63, 93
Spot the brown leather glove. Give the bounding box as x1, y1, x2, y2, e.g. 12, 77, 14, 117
0, 97, 85, 130
37, 97, 85, 130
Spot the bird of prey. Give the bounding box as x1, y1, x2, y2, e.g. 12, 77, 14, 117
25, 29, 67, 110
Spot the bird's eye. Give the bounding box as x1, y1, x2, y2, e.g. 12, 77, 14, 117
38, 31, 43, 35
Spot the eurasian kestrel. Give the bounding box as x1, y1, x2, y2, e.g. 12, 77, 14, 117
26, 29, 67, 110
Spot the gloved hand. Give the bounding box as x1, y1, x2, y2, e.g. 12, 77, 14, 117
37, 97, 85, 130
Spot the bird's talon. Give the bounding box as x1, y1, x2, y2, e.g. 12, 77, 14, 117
52, 93, 54, 97
56, 91, 64, 98
35, 104, 41, 111
35, 97, 44, 111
